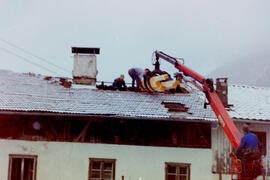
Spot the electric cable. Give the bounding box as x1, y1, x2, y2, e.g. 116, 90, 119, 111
0, 47, 63, 76
0, 38, 70, 74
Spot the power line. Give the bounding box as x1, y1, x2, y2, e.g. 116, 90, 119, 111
0, 38, 70, 74
0, 47, 63, 76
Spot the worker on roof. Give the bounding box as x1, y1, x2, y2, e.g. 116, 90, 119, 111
128, 68, 150, 91
236, 123, 262, 178
112, 74, 127, 91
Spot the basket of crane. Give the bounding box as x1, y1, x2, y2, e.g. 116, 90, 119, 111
230, 152, 263, 180
230, 152, 242, 180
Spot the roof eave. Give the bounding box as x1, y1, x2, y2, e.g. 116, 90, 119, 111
0, 110, 212, 123
232, 118, 270, 125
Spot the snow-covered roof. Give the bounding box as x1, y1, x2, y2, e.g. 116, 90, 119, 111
228, 84, 270, 121
0, 70, 269, 123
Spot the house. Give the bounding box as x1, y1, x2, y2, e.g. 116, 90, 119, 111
0, 69, 270, 180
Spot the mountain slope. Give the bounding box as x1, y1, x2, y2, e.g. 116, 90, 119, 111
208, 54, 270, 87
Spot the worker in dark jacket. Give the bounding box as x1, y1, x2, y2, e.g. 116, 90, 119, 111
236, 124, 261, 178
112, 74, 127, 91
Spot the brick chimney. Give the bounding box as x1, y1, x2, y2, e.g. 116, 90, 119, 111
216, 78, 228, 107
71, 47, 100, 85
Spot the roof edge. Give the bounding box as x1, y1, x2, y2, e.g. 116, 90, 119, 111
0, 110, 211, 123
232, 118, 270, 125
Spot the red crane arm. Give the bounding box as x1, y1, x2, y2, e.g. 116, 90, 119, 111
154, 50, 241, 149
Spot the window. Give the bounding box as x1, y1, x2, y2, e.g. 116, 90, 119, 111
89, 158, 116, 180
252, 131, 266, 155
165, 163, 190, 180
8, 154, 37, 180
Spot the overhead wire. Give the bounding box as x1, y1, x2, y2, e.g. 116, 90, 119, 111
0, 47, 63, 76
0, 38, 70, 76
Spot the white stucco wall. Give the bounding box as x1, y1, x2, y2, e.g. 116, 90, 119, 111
0, 140, 215, 180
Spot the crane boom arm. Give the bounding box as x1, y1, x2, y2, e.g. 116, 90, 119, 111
154, 50, 241, 149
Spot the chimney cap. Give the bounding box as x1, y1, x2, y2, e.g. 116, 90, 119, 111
72, 47, 100, 54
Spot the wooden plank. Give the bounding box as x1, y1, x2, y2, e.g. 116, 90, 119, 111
75, 121, 91, 142
48, 120, 58, 140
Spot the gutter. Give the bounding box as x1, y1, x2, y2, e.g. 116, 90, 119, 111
232, 118, 270, 125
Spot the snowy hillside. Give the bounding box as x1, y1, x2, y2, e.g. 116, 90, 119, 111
208, 54, 270, 87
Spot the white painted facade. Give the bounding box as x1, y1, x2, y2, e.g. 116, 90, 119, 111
0, 140, 214, 180
1, 122, 269, 180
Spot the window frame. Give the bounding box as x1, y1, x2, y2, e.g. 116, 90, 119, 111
165, 162, 191, 180
8, 154, 38, 180
251, 131, 267, 156
88, 158, 116, 180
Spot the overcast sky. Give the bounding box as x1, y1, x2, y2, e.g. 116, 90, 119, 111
1, 0, 270, 82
